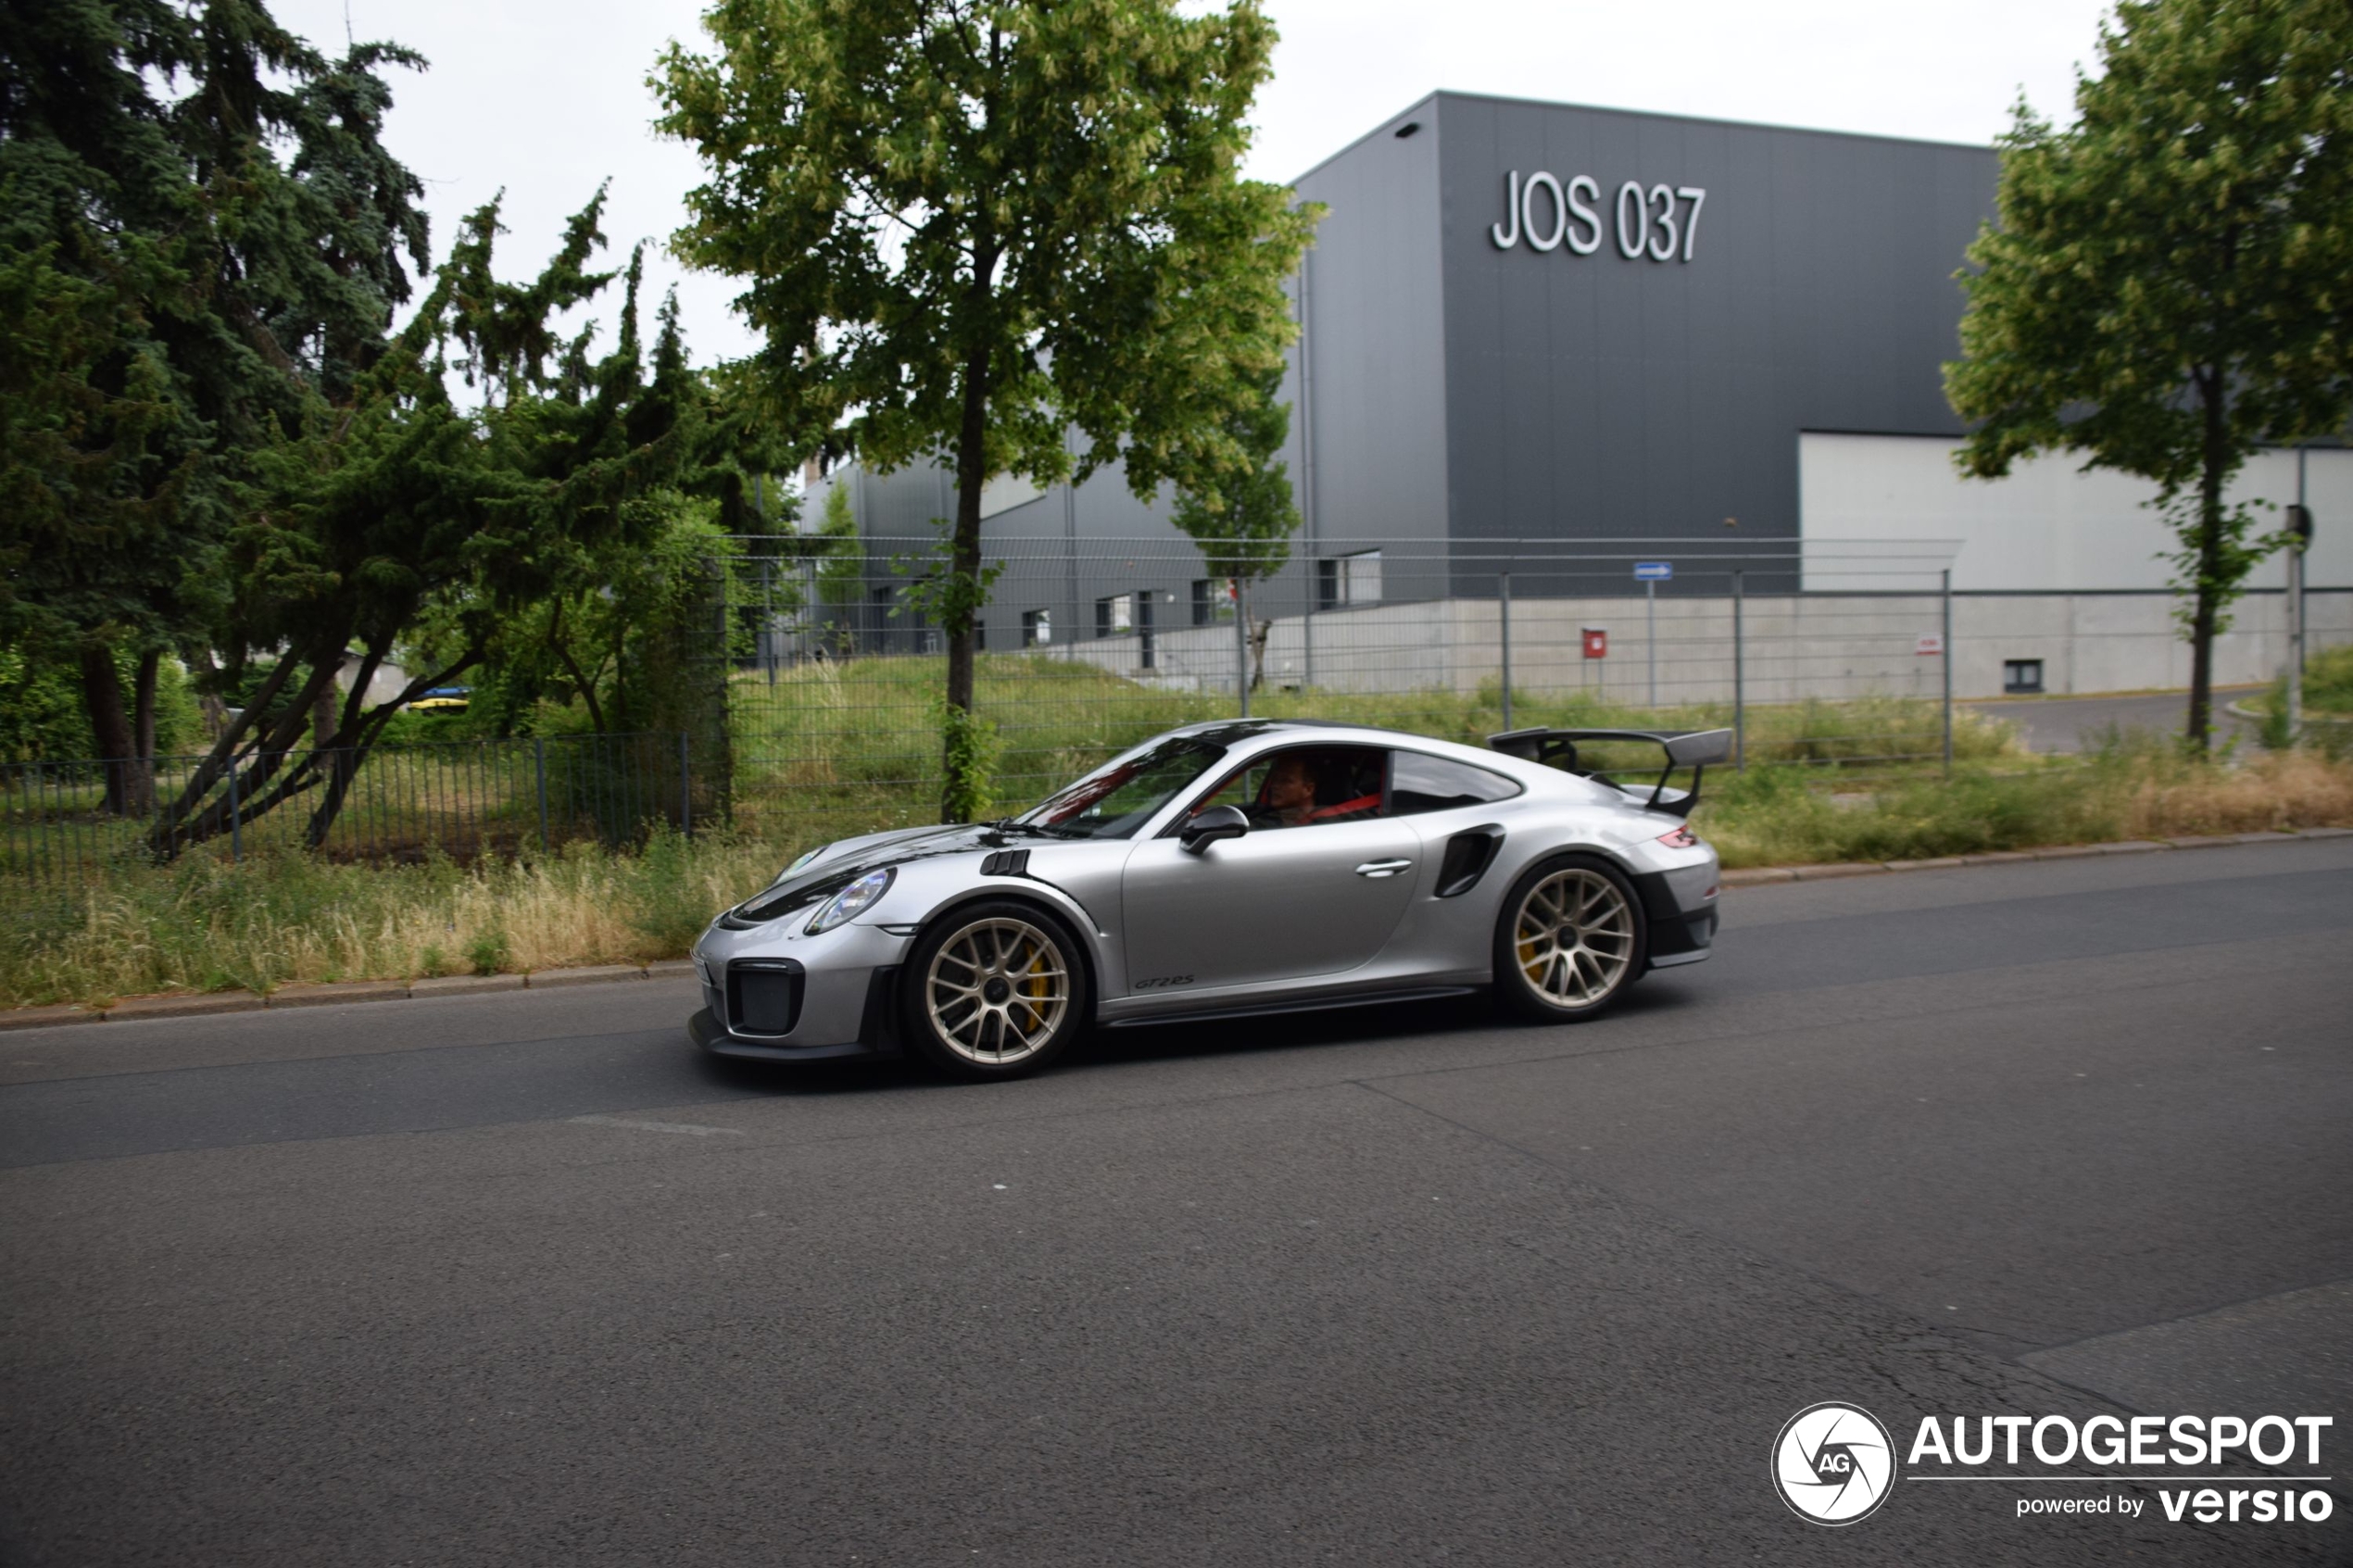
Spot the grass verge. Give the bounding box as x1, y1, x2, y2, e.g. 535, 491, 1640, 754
0, 830, 780, 1009
6, 736, 2348, 1010
1699, 741, 2352, 867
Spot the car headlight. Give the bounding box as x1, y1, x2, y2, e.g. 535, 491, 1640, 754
805, 868, 893, 935
785, 844, 828, 875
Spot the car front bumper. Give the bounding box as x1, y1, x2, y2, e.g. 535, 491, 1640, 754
689, 921, 913, 1062
689, 1001, 899, 1064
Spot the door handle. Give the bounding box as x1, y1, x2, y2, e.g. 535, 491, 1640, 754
1355, 859, 1414, 879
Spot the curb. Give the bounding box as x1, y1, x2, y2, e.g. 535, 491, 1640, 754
1, 959, 700, 1032
1716, 824, 2348, 888
2224, 698, 2353, 730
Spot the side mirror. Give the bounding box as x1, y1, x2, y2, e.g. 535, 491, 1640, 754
1179, 804, 1249, 855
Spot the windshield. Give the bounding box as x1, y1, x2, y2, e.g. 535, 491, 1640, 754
1013, 738, 1227, 839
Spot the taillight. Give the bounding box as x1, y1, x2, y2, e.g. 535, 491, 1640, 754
1656, 825, 1698, 849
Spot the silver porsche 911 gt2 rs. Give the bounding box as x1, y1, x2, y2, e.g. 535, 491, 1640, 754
689, 719, 1728, 1080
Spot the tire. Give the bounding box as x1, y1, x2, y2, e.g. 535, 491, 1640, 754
900, 898, 1091, 1080
1491, 852, 1648, 1022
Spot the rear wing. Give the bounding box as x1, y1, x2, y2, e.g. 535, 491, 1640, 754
1487, 727, 1733, 817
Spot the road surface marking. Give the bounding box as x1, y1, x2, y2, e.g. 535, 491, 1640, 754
570, 1114, 744, 1137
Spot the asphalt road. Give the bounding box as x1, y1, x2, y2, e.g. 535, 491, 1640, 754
3, 842, 2348, 1566
1960, 685, 2265, 752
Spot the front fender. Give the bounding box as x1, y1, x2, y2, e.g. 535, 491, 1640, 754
865, 869, 1116, 1021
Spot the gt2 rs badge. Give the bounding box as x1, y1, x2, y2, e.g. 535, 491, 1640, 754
1133, 975, 1193, 989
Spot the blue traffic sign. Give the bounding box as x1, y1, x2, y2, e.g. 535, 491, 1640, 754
1632, 561, 1673, 581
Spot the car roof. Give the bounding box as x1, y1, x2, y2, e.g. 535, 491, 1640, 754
1164, 717, 1523, 769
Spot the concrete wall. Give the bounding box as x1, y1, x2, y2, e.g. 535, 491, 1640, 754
1022, 589, 2352, 707
1803, 435, 2353, 593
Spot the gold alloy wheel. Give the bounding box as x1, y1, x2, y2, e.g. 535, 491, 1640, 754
922, 916, 1071, 1065
1512, 867, 1635, 1010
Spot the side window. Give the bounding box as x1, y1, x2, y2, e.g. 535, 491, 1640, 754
1387, 751, 1521, 815
1183, 746, 1389, 831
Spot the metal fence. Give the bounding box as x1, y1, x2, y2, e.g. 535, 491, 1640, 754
720, 534, 1993, 838
12, 533, 2332, 879
2, 732, 689, 884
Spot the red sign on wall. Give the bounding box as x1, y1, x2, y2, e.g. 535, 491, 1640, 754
1582, 627, 1608, 659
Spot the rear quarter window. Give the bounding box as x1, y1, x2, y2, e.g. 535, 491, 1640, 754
1388, 752, 1522, 815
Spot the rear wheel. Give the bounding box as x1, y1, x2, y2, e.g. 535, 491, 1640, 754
1492, 853, 1647, 1022
900, 900, 1089, 1080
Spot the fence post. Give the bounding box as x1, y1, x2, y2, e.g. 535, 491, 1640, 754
227, 759, 241, 864
1234, 573, 1251, 719
1732, 571, 1745, 772
679, 732, 693, 838
1498, 571, 1514, 733
762, 558, 777, 687
1941, 568, 1955, 778
2285, 533, 2305, 739
1302, 560, 1315, 691
1645, 578, 1658, 709
535, 736, 549, 854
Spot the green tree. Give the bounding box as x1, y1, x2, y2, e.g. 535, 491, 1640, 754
814, 479, 864, 646
656, 0, 1320, 819
1944, 0, 2353, 749
0, 0, 432, 807
149, 193, 751, 853
1170, 357, 1298, 688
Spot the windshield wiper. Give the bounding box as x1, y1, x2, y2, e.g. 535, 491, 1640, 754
989, 817, 1088, 839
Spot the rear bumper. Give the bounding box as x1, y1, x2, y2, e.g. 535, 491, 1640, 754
1631, 865, 1718, 969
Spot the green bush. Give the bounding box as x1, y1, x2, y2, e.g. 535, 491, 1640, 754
0, 644, 206, 762
622, 827, 720, 955
465, 926, 512, 975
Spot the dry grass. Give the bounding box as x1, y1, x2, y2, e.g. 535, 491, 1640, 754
2118, 748, 2353, 837
1698, 742, 2353, 868
0, 832, 789, 1009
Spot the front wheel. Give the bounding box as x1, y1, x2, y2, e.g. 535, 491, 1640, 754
900, 900, 1090, 1080
1492, 853, 1647, 1022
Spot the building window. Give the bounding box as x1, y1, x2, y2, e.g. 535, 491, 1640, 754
2003, 659, 2045, 695
1317, 549, 1383, 609
1095, 593, 1134, 639
1022, 609, 1051, 647
1191, 579, 1236, 625
1136, 587, 1155, 670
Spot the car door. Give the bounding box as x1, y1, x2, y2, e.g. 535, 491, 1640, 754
1119, 748, 1421, 994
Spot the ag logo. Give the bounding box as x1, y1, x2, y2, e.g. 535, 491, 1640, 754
1772, 1402, 1895, 1524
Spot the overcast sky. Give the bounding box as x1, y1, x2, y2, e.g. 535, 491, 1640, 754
275, 0, 2118, 367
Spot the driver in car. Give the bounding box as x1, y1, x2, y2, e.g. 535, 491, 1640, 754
1247, 753, 1382, 829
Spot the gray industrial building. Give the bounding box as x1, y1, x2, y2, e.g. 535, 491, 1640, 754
808, 91, 2345, 691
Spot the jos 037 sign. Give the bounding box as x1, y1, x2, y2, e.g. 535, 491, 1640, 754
1488, 171, 1708, 262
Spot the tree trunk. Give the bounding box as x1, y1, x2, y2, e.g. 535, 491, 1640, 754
940, 337, 991, 822
190, 646, 229, 741
79, 645, 137, 816
312, 661, 341, 748
304, 647, 481, 850
2186, 372, 2228, 754
129, 649, 159, 813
